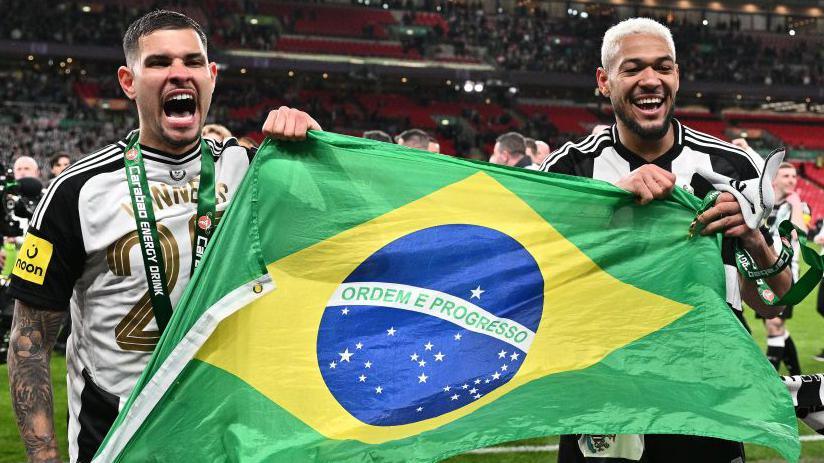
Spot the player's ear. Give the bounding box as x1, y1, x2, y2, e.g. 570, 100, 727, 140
674, 63, 680, 93
596, 67, 610, 97
118, 66, 137, 101
209, 61, 218, 85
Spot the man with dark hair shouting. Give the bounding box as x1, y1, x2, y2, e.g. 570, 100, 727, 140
6, 10, 319, 463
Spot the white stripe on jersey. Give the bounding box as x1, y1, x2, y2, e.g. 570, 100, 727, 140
725, 265, 743, 312
32, 145, 123, 229
591, 149, 630, 184
684, 129, 762, 171
541, 132, 611, 170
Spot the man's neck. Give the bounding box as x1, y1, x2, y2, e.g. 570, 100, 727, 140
615, 120, 675, 163
138, 132, 199, 156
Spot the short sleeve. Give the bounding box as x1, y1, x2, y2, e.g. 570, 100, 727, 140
8, 182, 85, 310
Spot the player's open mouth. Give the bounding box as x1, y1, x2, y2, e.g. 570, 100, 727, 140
632, 96, 664, 115
162, 91, 197, 126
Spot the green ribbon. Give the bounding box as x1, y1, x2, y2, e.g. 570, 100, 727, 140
122, 134, 216, 333
736, 220, 824, 306
692, 189, 824, 307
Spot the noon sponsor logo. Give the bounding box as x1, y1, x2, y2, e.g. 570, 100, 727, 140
12, 234, 54, 285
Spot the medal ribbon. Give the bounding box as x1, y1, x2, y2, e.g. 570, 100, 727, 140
122, 133, 216, 333
692, 190, 824, 307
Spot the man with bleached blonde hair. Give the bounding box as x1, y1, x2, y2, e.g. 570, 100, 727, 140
549, 17, 790, 463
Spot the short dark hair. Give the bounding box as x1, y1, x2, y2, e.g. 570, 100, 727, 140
123, 10, 207, 66
396, 129, 431, 150
496, 132, 526, 156
49, 152, 70, 168
363, 130, 393, 143
524, 137, 537, 154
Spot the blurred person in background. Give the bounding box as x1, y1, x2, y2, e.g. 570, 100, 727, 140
752, 155, 807, 373
48, 153, 71, 187
489, 132, 530, 168
201, 123, 232, 142
13, 156, 41, 181
533, 140, 551, 166
363, 130, 393, 143
396, 128, 431, 150
237, 136, 259, 149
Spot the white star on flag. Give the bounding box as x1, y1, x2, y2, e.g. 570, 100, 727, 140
359, 374, 367, 382
485, 379, 490, 384
329, 361, 337, 369
470, 285, 485, 299
492, 371, 501, 380
410, 353, 419, 361
451, 394, 460, 401
469, 387, 478, 394
418, 373, 428, 383
461, 383, 469, 389
454, 333, 462, 341
416, 407, 423, 412
355, 342, 363, 350
501, 364, 508, 371
498, 350, 507, 359
474, 379, 481, 385
387, 327, 397, 336
339, 348, 353, 362
434, 352, 445, 361
510, 352, 520, 361
424, 341, 434, 351
341, 308, 349, 315
364, 361, 372, 368
375, 386, 383, 394
474, 393, 482, 399
418, 360, 427, 367
443, 385, 451, 392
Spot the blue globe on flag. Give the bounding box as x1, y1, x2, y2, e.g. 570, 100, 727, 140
317, 224, 543, 425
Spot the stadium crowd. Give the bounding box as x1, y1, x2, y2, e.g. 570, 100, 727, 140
3, 0, 823, 86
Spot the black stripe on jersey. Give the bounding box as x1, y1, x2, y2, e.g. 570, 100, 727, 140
10, 155, 124, 310
539, 132, 612, 175
140, 143, 200, 165
206, 136, 255, 164
683, 134, 760, 181
683, 128, 761, 173
77, 369, 119, 463
684, 127, 761, 172
32, 145, 123, 229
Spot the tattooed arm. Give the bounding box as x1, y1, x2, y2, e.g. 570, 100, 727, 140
7, 300, 66, 463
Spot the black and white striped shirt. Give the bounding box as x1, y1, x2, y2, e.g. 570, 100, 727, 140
9, 132, 254, 462
540, 120, 763, 321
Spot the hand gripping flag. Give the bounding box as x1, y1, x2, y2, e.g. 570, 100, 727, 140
95, 132, 799, 463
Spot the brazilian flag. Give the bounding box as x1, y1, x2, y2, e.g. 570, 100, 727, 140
95, 132, 799, 462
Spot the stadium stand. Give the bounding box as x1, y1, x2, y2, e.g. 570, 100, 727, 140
1, 0, 823, 164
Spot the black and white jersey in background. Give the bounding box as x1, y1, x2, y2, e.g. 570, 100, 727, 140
8, 132, 254, 462
783, 374, 824, 434
540, 120, 763, 325
766, 200, 809, 281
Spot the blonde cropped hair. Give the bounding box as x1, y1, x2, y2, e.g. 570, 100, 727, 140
601, 18, 676, 70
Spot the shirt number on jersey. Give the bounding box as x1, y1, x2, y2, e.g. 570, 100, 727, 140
107, 224, 180, 352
